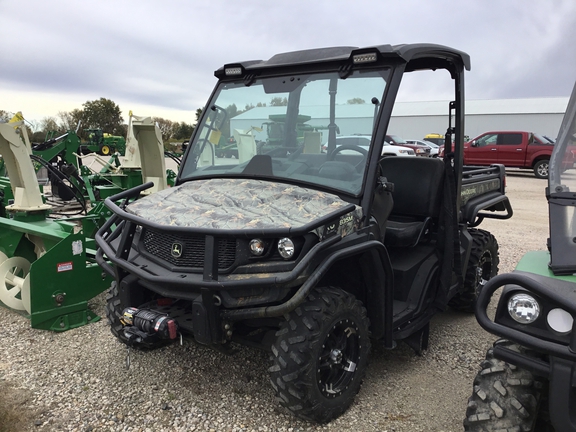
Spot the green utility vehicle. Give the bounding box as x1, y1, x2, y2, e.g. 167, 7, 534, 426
96, 44, 512, 422
464, 83, 576, 431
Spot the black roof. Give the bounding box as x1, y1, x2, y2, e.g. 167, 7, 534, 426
215, 43, 470, 78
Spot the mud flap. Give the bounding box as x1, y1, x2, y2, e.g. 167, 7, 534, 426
404, 323, 429, 356
192, 288, 221, 345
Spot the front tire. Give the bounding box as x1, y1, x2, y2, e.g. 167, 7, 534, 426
464, 340, 552, 431
449, 228, 499, 312
269, 287, 371, 423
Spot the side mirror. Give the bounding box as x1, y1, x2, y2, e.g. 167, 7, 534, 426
470, 140, 478, 147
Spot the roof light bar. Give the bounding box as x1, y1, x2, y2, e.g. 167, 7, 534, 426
352, 52, 378, 64
225, 67, 243, 76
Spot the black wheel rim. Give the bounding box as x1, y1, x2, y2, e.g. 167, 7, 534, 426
476, 250, 493, 292
316, 318, 362, 398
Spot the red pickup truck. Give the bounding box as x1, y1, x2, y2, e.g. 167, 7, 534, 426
463, 131, 563, 178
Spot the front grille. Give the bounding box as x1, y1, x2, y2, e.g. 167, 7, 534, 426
142, 229, 236, 269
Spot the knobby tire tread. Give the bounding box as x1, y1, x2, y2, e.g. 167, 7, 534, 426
269, 286, 371, 423
464, 340, 553, 432
449, 228, 499, 312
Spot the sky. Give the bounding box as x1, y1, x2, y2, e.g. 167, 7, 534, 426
1, 0, 575, 129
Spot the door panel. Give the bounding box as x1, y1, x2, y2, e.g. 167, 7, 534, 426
496, 133, 524, 165
465, 133, 498, 165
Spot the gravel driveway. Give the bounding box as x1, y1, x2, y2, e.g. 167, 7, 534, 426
0, 170, 550, 432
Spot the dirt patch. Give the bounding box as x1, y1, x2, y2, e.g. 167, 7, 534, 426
0, 381, 37, 432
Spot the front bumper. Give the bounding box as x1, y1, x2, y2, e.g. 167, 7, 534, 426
476, 271, 576, 431
95, 182, 372, 320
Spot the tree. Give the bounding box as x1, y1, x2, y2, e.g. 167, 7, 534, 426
57, 109, 83, 131
152, 117, 174, 141
270, 97, 288, 106
39, 116, 61, 134
347, 98, 366, 104
81, 98, 123, 134
0, 110, 10, 122
173, 122, 195, 140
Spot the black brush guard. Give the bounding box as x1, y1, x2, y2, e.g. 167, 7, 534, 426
476, 271, 576, 432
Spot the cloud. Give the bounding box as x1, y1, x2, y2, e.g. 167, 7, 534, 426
1, 0, 574, 125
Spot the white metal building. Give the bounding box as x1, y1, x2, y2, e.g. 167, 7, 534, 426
389, 97, 569, 141
229, 97, 569, 144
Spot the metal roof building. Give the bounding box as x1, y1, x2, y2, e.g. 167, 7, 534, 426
230, 97, 569, 144
389, 97, 569, 140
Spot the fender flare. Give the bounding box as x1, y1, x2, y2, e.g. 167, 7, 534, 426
221, 239, 394, 345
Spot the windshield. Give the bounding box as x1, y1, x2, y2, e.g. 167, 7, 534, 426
179, 70, 389, 195
547, 82, 576, 274
549, 86, 576, 192
388, 135, 407, 144
534, 133, 553, 145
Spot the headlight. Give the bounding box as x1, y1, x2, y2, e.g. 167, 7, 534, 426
277, 238, 295, 259
249, 239, 265, 256
547, 308, 574, 333
398, 149, 408, 154
508, 293, 540, 324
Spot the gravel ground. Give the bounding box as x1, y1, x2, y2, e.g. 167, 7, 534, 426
0, 170, 549, 432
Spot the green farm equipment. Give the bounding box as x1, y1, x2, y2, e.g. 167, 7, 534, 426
0, 113, 169, 331
83, 129, 126, 156
42, 127, 126, 157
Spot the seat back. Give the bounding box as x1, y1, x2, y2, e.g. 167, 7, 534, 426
380, 157, 444, 246
381, 157, 444, 218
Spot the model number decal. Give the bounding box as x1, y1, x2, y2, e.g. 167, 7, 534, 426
339, 214, 354, 226
57, 262, 73, 273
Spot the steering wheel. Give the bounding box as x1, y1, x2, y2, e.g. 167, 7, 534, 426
328, 144, 368, 171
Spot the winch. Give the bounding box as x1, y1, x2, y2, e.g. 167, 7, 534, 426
120, 307, 179, 345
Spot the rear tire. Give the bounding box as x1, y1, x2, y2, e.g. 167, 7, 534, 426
464, 340, 553, 431
449, 228, 499, 312
533, 159, 549, 179
269, 287, 371, 423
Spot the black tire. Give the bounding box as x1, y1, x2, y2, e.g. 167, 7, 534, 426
105, 282, 167, 349
449, 228, 499, 312
464, 340, 552, 431
269, 287, 371, 423
533, 159, 549, 179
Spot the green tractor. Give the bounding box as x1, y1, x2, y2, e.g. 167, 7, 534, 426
464, 82, 576, 431
83, 128, 126, 156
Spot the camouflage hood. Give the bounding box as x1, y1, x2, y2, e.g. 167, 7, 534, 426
126, 178, 359, 231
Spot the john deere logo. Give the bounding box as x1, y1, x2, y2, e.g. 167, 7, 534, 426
171, 242, 183, 258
